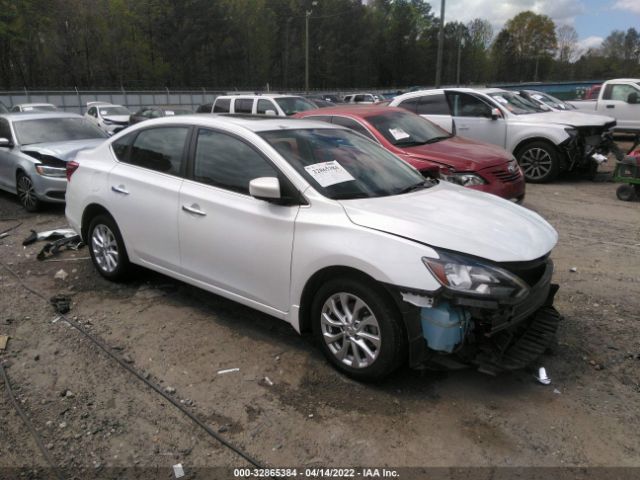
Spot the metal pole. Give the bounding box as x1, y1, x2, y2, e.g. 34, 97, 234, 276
456, 34, 463, 87
435, 0, 445, 88
305, 11, 310, 93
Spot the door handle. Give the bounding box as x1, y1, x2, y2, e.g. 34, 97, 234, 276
182, 204, 207, 216
606, 105, 615, 109
111, 185, 129, 195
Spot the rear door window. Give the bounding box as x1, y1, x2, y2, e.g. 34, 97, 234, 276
331, 116, 377, 141
234, 99, 253, 114
257, 99, 276, 114
213, 98, 231, 113
111, 132, 136, 161
127, 127, 189, 176
417, 94, 450, 115
447, 92, 492, 118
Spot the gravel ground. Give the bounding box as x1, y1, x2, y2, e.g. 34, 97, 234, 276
0, 160, 639, 479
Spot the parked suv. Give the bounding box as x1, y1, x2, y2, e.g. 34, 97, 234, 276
65, 115, 559, 380
211, 95, 317, 116
390, 88, 616, 183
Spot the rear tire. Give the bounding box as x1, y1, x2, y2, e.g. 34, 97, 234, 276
87, 214, 131, 281
16, 172, 41, 212
516, 141, 560, 183
616, 184, 638, 201
311, 277, 406, 381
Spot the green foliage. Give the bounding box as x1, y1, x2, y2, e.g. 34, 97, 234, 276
0, 2, 637, 89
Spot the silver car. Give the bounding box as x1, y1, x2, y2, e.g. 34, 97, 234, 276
0, 112, 107, 211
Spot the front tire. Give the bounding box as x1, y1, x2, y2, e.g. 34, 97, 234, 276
616, 184, 638, 201
16, 172, 41, 212
311, 277, 406, 381
87, 214, 131, 281
516, 141, 560, 183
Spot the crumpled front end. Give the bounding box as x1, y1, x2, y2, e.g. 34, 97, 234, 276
561, 121, 617, 173
392, 255, 562, 375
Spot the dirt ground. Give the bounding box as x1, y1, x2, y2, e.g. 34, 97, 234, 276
0, 156, 639, 479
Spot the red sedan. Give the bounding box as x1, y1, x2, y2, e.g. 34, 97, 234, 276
295, 106, 525, 202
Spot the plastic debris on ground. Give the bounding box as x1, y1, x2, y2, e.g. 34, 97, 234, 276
173, 463, 185, 478
22, 228, 76, 246
50, 295, 71, 314
54, 269, 68, 281
21, 227, 84, 261
553, 388, 561, 395
264, 376, 274, 386
217, 367, 240, 375
569, 267, 577, 272
0, 335, 8, 351
535, 367, 551, 385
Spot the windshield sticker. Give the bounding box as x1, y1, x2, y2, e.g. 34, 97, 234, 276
493, 96, 508, 104
304, 160, 355, 187
165, 110, 175, 116
388, 127, 410, 140
23, 107, 34, 111
100, 110, 108, 115
532, 95, 544, 101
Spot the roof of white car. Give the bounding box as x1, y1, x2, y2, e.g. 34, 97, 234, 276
129, 114, 345, 133
217, 94, 305, 99
1, 112, 82, 122
15, 103, 57, 107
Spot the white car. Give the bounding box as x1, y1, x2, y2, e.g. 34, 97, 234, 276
65, 115, 560, 380
390, 88, 616, 183
84, 102, 131, 135
210, 94, 317, 116
11, 103, 58, 112
344, 93, 379, 104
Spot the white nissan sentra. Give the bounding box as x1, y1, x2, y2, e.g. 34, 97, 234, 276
65, 115, 561, 381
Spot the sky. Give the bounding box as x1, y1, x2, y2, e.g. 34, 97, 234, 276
431, 0, 640, 53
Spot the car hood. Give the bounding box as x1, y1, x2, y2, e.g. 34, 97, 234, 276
103, 115, 130, 123
340, 182, 557, 263
399, 136, 511, 171
21, 139, 106, 162
516, 111, 616, 128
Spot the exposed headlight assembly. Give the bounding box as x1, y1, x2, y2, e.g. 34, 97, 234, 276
35, 164, 66, 177
440, 172, 487, 187
422, 250, 529, 301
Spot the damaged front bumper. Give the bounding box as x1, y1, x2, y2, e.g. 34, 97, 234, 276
561, 122, 617, 173
391, 258, 561, 375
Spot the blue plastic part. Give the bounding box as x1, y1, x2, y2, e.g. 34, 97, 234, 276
420, 301, 471, 353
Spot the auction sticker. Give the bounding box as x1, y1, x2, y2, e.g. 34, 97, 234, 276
304, 161, 355, 187
388, 127, 410, 140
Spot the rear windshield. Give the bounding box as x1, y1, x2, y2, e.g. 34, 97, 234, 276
365, 110, 451, 147
14, 118, 107, 145
259, 128, 430, 200
274, 97, 318, 116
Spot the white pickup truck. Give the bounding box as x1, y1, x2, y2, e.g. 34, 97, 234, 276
568, 79, 640, 132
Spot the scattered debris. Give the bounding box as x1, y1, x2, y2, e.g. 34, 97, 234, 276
217, 425, 228, 433
264, 376, 274, 386
535, 367, 551, 385
173, 463, 185, 479
50, 294, 71, 314
553, 388, 561, 395
22, 228, 76, 246
0, 335, 8, 351
0, 232, 10, 240
37, 235, 84, 261
54, 269, 68, 281
122, 354, 134, 364
164, 386, 176, 394
217, 367, 240, 375
0, 222, 22, 237
569, 267, 577, 272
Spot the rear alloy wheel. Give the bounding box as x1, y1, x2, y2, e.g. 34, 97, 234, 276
16, 173, 41, 212
312, 277, 406, 381
517, 141, 560, 183
88, 214, 131, 281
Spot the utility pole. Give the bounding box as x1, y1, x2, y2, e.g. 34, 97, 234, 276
305, 10, 310, 93
435, 0, 445, 88
456, 33, 465, 86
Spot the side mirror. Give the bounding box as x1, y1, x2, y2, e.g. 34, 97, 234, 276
0, 137, 12, 147
627, 92, 639, 104
249, 177, 281, 201
265, 109, 277, 116
490, 108, 503, 120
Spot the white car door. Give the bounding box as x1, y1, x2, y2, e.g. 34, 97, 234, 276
0, 118, 16, 190
601, 83, 640, 131
178, 128, 298, 312
107, 126, 189, 272
445, 91, 507, 148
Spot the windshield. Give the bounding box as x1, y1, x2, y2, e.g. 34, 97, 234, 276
488, 91, 544, 115
100, 106, 130, 116
14, 118, 107, 145
274, 97, 318, 116
260, 128, 431, 200
528, 92, 574, 111
365, 111, 451, 147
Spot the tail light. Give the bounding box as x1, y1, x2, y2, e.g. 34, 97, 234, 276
66, 160, 80, 181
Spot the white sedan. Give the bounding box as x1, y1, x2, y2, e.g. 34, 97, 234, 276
65, 115, 561, 380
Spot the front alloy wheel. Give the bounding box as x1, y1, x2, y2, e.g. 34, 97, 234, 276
312, 277, 406, 381
321, 293, 381, 369
517, 141, 559, 183
17, 173, 40, 212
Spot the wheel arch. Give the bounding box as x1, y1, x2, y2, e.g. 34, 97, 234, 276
297, 265, 404, 336
81, 203, 116, 242
513, 136, 560, 159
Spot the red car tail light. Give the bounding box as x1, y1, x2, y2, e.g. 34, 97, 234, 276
66, 161, 79, 181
